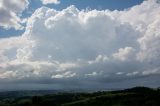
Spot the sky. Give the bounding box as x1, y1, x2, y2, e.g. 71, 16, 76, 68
0, 0, 160, 91
0, 0, 144, 38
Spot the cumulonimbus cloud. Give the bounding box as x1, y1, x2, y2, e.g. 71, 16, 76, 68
0, 0, 160, 89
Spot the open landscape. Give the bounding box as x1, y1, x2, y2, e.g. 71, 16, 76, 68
0, 87, 160, 106
0, 0, 160, 105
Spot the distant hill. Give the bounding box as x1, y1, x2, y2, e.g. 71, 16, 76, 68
0, 90, 60, 99
0, 87, 160, 106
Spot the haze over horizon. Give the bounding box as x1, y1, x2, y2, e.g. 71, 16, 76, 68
0, 0, 160, 91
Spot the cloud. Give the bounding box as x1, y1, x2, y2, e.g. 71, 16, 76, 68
88, 55, 109, 64
0, 71, 16, 79
51, 71, 76, 79
0, 0, 29, 30
41, 0, 60, 5
0, 0, 160, 90
113, 47, 136, 61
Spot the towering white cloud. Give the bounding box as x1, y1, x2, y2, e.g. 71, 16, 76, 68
0, 0, 160, 89
0, 0, 29, 30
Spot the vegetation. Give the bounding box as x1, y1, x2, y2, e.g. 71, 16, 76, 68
0, 87, 160, 106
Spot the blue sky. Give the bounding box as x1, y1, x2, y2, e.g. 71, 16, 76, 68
30, 0, 144, 10
0, 0, 143, 38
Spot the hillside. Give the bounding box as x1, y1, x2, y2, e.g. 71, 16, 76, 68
0, 87, 160, 106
